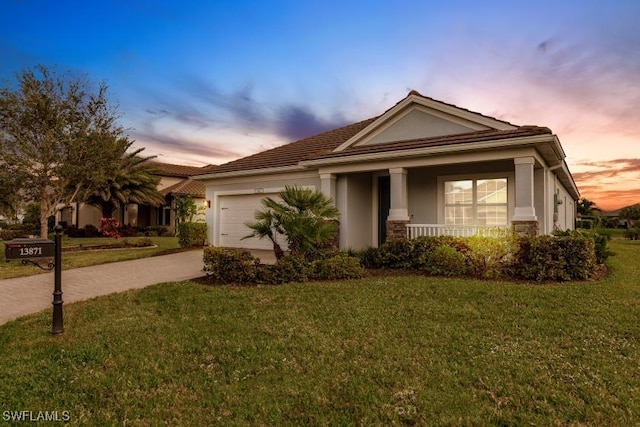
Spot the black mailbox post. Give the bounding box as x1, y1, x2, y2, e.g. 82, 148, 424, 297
4, 225, 64, 335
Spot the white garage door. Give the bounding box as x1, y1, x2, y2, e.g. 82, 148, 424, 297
218, 193, 284, 250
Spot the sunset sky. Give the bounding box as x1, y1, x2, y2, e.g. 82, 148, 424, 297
1, 0, 638, 211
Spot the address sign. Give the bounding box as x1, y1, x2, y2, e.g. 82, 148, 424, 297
4, 238, 55, 261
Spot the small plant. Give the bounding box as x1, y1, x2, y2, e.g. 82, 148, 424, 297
100, 217, 122, 239
172, 196, 204, 223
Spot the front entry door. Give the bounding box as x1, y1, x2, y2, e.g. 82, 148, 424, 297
378, 176, 390, 246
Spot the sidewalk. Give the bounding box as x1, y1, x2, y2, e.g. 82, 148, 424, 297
0, 249, 205, 326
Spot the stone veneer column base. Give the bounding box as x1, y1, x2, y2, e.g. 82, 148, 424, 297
386, 220, 410, 240
512, 220, 539, 236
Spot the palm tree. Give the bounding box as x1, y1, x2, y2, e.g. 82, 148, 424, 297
577, 198, 598, 217
83, 150, 165, 219
243, 208, 285, 259
244, 185, 340, 259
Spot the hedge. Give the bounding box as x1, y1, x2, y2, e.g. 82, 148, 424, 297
203, 248, 363, 285
178, 222, 208, 247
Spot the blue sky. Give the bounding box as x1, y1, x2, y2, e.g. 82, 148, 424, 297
2, 0, 639, 209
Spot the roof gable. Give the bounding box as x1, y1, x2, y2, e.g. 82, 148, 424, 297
196, 91, 534, 179
334, 90, 517, 152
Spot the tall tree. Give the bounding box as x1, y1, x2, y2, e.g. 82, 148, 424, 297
0, 65, 133, 237
0, 163, 21, 221
82, 151, 165, 219
619, 203, 640, 227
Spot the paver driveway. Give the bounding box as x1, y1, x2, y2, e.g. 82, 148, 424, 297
0, 249, 204, 326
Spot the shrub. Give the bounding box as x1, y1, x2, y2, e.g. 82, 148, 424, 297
118, 224, 137, 237
203, 247, 259, 284
376, 238, 414, 268
65, 225, 86, 238
624, 226, 640, 241
425, 245, 468, 276
356, 246, 383, 269
513, 235, 597, 282
84, 224, 102, 237
1, 223, 37, 239
178, 222, 207, 247
311, 253, 363, 280
256, 255, 310, 285
137, 226, 173, 237
410, 236, 440, 269
465, 234, 518, 279
554, 229, 613, 264
0, 229, 25, 240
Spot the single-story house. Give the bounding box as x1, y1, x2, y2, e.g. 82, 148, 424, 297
57, 162, 210, 231
193, 91, 579, 250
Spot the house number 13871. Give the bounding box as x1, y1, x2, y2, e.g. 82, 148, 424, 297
20, 247, 42, 256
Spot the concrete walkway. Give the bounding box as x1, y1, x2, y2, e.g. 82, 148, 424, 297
0, 250, 205, 326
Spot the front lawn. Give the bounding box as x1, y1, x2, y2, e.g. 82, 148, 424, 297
0, 240, 638, 425
0, 236, 181, 279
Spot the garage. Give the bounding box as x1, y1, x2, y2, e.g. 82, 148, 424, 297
218, 193, 285, 250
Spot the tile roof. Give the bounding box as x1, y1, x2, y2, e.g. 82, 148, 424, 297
194, 117, 378, 175
159, 179, 206, 198
196, 91, 540, 176
149, 161, 213, 178
308, 126, 552, 161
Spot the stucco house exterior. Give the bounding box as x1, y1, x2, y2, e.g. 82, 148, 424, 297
57, 162, 209, 232
194, 91, 579, 250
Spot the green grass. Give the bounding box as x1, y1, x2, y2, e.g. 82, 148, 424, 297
0, 241, 639, 425
0, 236, 181, 279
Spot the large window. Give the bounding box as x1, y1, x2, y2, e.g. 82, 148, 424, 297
444, 178, 508, 225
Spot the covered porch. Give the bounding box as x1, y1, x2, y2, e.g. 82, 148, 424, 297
319, 154, 570, 250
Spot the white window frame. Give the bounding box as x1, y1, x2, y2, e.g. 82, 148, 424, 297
437, 172, 515, 226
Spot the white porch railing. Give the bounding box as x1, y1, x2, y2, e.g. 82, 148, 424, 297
406, 224, 509, 239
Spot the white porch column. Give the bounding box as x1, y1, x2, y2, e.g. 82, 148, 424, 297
388, 168, 410, 221
320, 173, 337, 205
513, 157, 537, 221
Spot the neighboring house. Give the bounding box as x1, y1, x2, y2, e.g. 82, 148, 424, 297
194, 91, 579, 250
56, 162, 211, 231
